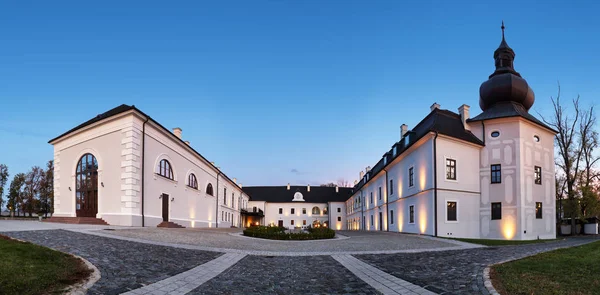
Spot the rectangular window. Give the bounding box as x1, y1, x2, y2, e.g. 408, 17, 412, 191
371, 215, 374, 226
337, 216, 341, 222
491, 202, 502, 220
370, 192, 373, 204
491, 164, 502, 183
536, 202, 543, 219
231, 193, 234, 208
303, 220, 306, 225
337, 208, 341, 213
224, 188, 227, 204
390, 179, 394, 195
279, 208, 283, 214
446, 159, 456, 180
291, 208, 295, 214
409, 205, 415, 223
291, 220, 294, 225
447, 201, 457, 221
302, 208, 306, 214
378, 187, 382, 200
409, 167, 414, 187
535, 166, 542, 185
390, 210, 394, 224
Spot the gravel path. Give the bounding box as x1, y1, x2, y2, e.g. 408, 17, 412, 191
105, 229, 456, 253
355, 237, 600, 294
192, 255, 380, 295
1, 230, 221, 295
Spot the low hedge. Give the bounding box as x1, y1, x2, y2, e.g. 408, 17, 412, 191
243, 226, 335, 240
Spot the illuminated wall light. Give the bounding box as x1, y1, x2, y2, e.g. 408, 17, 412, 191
502, 216, 516, 240
191, 220, 195, 228
419, 206, 427, 234
419, 166, 427, 190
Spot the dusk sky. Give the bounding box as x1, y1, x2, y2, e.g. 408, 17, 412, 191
1, 0, 598, 192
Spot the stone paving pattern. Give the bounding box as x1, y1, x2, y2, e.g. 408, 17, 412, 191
1, 230, 221, 295
192, 255, 380, 295
356, 237, 600, 295
108, 229, 456, 253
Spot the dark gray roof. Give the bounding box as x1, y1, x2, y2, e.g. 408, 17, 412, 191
353, 108, 484, 192
467, 101, 557, 133
243, 186, 353, 203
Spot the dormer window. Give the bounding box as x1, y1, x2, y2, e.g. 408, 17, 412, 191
404, 134, 410, 146
393, 146, 397, 156
293, 192, 305, 202
383, 156, 387, 165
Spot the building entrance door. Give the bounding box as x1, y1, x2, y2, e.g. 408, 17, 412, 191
278, 220, 283, 227
379, 212, 383, 231
162, 193, 169, 221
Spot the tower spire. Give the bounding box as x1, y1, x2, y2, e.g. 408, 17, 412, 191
501, 20, 505, 40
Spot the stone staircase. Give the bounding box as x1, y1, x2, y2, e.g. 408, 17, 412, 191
157, 221, 185, 228
44, 217, 109, 225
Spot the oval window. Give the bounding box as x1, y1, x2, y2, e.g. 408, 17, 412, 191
491, 131, 500, 138
534, 135, 540, 142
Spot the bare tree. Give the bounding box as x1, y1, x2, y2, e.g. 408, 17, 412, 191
23, 166, 44, 217
578, 107, 600, 218
542, 84, 597, 234
0, 164, 8, 215
337, 178, 352, 187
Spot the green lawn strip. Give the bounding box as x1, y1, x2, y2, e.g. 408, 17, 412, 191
491, 241, 600, 295
447, 237, 560, 246
0, 235, 92, 295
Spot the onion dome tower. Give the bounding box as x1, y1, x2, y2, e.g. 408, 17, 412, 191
479, 22, 535, 111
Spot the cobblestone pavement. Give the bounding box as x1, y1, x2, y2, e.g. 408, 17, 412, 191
105, 229, 458, 253
1, 230, 221, 295
355, 237, 600, 295
192, 255, 380, 295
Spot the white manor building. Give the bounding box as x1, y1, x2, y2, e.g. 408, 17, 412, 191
49, 27, 556, 240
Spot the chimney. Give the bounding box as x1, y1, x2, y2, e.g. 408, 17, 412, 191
233, 178, 237, 184
172, 127, 182, 139
401, 124, 408, 137
366, 166, 371, 173
458, 104, 471, 131
354, 180, 358, 185
307, 184, 310, 192
430, 102, 440, 111
239, 183, 243, 188
211, 161, 215, 166
184, 141, 190, 145
287, 183, 290, 190
359, 171, 365, 180
335, 185, 339, 193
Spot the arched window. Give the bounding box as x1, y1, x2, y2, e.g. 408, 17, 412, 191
312, 206, 321, 215
76, 153, 98, 217
188, 173, 198, 189
157, 159, 173, 180
206, 183, 214, 196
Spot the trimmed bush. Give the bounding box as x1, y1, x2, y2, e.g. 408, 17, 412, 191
243, 226, 335, 240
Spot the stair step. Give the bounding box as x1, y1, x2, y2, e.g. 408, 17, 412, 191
157, 221, 185, 228
44, 217, 109, 225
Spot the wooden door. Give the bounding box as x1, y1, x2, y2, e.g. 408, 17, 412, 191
76, 154, 99, 218
162, 194, 169, 221
278, 220, 283, 227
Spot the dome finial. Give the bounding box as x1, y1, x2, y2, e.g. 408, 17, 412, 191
501, 21, 505, 40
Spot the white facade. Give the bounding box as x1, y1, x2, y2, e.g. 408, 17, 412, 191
50, 108, 249, 228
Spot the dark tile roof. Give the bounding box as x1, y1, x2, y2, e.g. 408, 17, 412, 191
353, 108, 484, 192
48, 104, 246, 193
242, 186, 353, 203
467, 101, 557, 133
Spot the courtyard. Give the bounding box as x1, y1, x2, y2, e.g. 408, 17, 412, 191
1, 221, 598, 294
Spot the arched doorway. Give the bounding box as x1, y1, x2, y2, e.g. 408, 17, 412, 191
76, 153, 98, 217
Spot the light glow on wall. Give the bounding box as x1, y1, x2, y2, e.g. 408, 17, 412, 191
191, 220, 195, 228
419, 206, 427, 234
189, 207, 196, 219
419, 166, 427, 190
502, 217, 516, 240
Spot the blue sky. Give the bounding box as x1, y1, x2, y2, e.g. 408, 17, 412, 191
0, 0, 598, 194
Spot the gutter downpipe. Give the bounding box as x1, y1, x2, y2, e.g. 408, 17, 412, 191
433, 131, 439, 237
360, 189, 364, 230
141, 117, 149, 227
383, 168, 389, 232
215, 172, 222, 228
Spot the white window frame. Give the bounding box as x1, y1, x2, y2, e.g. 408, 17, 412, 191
445, 200, 459, 223
408, 205, 415, 224
408, 165, 415, 188
444, 156, 458, 182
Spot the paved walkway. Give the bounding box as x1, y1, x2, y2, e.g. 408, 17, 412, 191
122, 253, 246, 295
333, 254, 436, 295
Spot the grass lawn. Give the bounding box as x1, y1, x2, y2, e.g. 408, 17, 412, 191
492, 241, 600, 295
0, 235, 92, 295
449, 237, 559, 246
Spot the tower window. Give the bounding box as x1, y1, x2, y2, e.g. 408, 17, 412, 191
535, 166, 542, 184
534, 135, 540, 142
536, 202, 543, 219
491, 202, 502, 220
491, 164, 502, 183
491, 131, 500, 138
446, 159, 456, 180
447, 201, 457, 221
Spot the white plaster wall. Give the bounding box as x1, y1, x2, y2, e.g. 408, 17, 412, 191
52, 113, 134, 224
387, 191, 434, 235
435, 136, 481, 238
265, 202, 329, 229
329, 202, 346, 230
